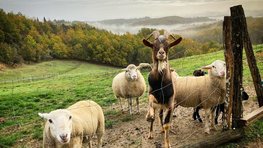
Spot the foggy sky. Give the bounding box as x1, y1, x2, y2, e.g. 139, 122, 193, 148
1, 0, 262, 21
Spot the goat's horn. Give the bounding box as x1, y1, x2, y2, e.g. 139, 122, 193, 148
163, 30, 170, 39
170, 34, 177, 40
145, 30, 160, 40
145, 33, 153, 40
152, 30, 160, 39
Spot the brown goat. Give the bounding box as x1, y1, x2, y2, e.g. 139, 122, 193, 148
143, 30, 182, 148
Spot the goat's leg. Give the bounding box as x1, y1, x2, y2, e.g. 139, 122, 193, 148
146, 95, 156, 139
204, 108, 211, 134
163, 108, 173, 148
159, 109, 164, 133
147, 106, 155, 139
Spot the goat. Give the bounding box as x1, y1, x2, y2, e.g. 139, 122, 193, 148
143, 30, 182, 148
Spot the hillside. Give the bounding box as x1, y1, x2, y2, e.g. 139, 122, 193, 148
176, 17, 263, 44
0, 45, 262, 147
99, 16, 214, 26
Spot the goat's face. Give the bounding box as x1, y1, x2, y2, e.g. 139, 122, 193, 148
39, 110, 72, 144
143, 30, 182, 62
123, 64, 138, 81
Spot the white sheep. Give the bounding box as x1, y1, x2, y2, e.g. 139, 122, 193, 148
173, 60, 226, 134
112, 63, 149, 114
38, 100, 105, 148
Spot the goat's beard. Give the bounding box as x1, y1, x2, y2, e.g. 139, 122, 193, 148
157, 60, 167, 73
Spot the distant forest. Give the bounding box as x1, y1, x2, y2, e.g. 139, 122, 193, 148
0, 9, 240, 67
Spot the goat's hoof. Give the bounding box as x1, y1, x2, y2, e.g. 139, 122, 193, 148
148, 134, 153, 139
135, 111, 140, 115
146, 116, 155, 122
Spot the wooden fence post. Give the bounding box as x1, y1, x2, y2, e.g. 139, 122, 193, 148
223, 16, 233, 129
241, 8, 263, 107
230, 5, 244, 129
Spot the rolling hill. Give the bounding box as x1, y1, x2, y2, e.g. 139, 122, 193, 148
98, 16, 215, 26
0, 45, 262, 147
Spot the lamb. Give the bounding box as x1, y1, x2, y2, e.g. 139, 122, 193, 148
38, 100, 105, 148
143, 30, 182, 148
112, 63, 150, 114
173, 60, 227, 134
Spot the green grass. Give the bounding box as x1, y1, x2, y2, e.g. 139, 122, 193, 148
0, 45, 262, 147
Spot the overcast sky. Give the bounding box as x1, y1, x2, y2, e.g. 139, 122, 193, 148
1, 0, 263, 21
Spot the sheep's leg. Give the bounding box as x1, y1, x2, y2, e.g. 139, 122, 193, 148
128, 97, 133, 114
70, 137, 83, 148
163, 108, 172, 148
136, 97, 140, 114
192, 107, 197, 120
118, 97, 124, 112
222, 102, 228, 130
96, 134, 103, 148
210, 107, 216, 130
214, 105, 220, 125
195, 106, 203, 122
204, 108, 211, 134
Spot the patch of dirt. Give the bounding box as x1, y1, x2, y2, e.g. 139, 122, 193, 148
14, 86, 260, 147
100, 86, 260, 148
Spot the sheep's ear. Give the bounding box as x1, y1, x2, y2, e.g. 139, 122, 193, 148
122, 68, 128, 71
137, 63, 152, 71
169, 37, 182, 48
202, 64, 212, 70
38, 113, 49, 119
143, 39, 153, 48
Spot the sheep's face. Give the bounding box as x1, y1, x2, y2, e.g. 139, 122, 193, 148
202, 60, 226, 78
123, 64, 138, 81
38, 109, 72, 144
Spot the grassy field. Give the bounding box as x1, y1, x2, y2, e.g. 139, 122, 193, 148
0, 45, 262, 147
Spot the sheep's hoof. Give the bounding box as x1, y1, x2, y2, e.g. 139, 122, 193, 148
222, 125, 229, 131
205, 129, 210, 134
210, 125, 216, 131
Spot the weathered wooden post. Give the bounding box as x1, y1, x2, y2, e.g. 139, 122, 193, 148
223, 16, 233, 129
230, 5, 244, 129
241, 9, 263, 107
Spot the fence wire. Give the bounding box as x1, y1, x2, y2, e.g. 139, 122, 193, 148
0, 55, 249, 148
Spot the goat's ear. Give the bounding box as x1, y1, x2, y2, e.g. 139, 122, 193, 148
143, 39, 153, 48
169, 37, 182, 48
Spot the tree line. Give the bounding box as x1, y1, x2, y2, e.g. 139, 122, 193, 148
0, 9, 222, 67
